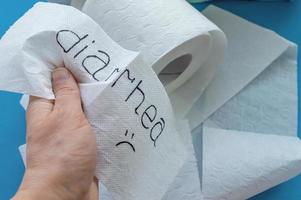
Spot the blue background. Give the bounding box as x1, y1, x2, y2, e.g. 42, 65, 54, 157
0, 0, 300, 199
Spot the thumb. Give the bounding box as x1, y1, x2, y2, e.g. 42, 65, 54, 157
52, 67, 82, 112
26, 96, 54, 126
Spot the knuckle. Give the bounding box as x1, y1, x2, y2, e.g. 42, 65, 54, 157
55, 86, 80, 97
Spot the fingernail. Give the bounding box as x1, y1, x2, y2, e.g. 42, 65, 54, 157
52, 67, 70, 83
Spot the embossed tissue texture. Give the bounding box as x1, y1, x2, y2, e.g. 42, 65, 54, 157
207, 44, 297, 136
202, 127, 301, 200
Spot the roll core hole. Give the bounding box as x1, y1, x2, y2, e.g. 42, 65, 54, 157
159, 54, 192, 86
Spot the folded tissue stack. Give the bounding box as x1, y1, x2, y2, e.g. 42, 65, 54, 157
0, 0, 299, 200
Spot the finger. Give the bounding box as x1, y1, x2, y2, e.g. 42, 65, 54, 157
52, 67, 82, 113
26, 95, 54, 124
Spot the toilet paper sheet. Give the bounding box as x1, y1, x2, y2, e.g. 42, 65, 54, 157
18, 145, 26, 165
188, 5, 295, 129
206, 43, 297, 136
162, 120, 203, 200
202, 127, 301, 200
0, 3, 188, 200
196, 6, 299, 199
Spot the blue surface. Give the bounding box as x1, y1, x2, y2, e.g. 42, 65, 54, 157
0, 0, 300, 199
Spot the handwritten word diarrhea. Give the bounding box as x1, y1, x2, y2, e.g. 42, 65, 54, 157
56, 29, 166, 150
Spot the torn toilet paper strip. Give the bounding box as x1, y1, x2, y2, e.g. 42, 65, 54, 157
0, 3, 187, 200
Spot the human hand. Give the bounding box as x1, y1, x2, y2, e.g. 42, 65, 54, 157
13, 67, 98, 200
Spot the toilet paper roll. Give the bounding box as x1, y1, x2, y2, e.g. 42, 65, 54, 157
81, 0, 227, 117
0, 3, 187, 200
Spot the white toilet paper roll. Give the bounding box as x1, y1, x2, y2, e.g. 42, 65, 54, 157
81, 0, 227, 117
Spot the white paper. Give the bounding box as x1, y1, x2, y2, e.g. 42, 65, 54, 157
81, 0, 226, 117
0, 4, 137, 98
20, 94, 29, 109
202, 127, 301, 200
194, 6, 300, 199
18, 145, 26, 165
206, 43, 297, 136
162, 120, 203, 200
188, 5, 293, 129
0, 3, 187, 200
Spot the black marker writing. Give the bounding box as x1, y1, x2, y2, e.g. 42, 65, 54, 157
56, 30, 88, 53
56, 29, 166, 148
115, 129, 136, 152
112, 68, 165, 147
111, 69, 135, 87
126, 80, 145, 115
150, 118, 165, 147
141, 105, 157, 129
82, 50, 110, 81
56, 30, 111, 81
